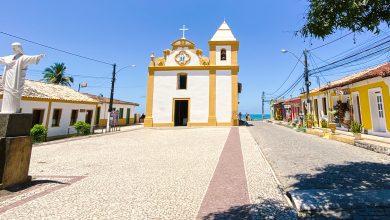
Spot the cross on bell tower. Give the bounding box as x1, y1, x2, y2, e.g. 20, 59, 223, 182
179, 25, 189, 39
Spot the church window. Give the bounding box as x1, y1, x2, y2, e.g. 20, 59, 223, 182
221, 49, 227, 61
177, 73, 187, 90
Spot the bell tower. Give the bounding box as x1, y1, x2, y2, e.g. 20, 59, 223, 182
209, 21, 239, 66
208, 21, 240, 126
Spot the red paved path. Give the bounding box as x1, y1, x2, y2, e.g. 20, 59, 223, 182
197, 127, 249, 219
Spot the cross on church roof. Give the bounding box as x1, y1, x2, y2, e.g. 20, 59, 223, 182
179, 25, 189, 39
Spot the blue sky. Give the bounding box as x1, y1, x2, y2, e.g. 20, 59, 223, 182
0, 1, 388, 114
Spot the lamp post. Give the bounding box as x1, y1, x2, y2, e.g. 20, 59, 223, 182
280, 49, 310, 113
78, 82, 88, 92
107, 64, 136, 132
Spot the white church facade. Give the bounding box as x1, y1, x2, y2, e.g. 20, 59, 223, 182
144, 21, 240, 127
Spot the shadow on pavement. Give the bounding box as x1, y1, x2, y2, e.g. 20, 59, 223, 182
290, 162, 390, 190
1, 179, 66, 194
287, 162, 390, 218
202, 199, 296, 220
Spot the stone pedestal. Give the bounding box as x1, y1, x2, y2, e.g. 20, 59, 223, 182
0, 113, 33, 189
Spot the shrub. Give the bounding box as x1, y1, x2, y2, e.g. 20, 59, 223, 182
30, 124, 47, 143
73, 121, 91, 135
321, 119, 328, 128
351, 121, 363, 134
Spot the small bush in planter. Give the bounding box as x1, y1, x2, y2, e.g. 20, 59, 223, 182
73, 121, 91, 135
30, 124, 47, 143
351, 121, 363, 134
321, 119, 328, 128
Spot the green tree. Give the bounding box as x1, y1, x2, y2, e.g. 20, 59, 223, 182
43, 63, 74, 86
300, 0, 390, 38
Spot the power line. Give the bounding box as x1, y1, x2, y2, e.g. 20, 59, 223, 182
266, 53, 303, 96
308, 32, 354, 51
309, 38, 390, 74
28, 68, 111, 79
0, 31, 113, 66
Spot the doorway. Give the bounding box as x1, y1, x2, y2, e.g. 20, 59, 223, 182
174, 99, 189, 126
369, 89, 387, 132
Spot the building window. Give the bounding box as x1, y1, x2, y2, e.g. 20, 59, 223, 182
32, 109, 45, 128
220, 49, 226, 61
70, 109, 78, 126
85, 110, 93, 124
322, 97, 327, 115
119, 108, 124, 119
177, 73, 187, 90
52, 109, 62, 127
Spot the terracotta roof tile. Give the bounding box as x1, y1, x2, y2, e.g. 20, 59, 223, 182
0, 80, 97, 103
319, 62, 390, 91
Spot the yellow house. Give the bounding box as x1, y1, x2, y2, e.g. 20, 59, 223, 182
302, 63, 390, 137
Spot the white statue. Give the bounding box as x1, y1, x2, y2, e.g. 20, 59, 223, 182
0, 42, 45, 113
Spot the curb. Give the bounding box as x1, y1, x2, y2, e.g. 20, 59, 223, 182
33, 126, 144, 147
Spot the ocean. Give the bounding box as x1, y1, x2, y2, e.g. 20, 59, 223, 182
243, 114, 270, 121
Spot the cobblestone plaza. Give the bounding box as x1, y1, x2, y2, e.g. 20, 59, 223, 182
0, 123, 389, 219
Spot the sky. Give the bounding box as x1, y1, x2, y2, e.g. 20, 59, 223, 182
0, 1, 388, 114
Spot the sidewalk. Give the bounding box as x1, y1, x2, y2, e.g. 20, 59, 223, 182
34, 124, 144, 147
269, 120, 390, 156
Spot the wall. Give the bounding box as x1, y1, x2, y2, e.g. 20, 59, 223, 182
216, 70, 232, 122
0, 99, 96, 137
98, 103, 137, 120
47, 102, 96, 137
152, 70, 209, 124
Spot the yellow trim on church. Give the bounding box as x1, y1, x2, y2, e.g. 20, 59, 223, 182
144, 23, 240, 128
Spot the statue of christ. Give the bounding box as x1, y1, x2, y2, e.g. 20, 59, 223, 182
0, 42, 45, 113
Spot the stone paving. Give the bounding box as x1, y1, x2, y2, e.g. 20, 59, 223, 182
247, 121, 390, 218
0, 126, 294, 219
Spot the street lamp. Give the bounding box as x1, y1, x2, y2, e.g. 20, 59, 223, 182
78, 82, 88, 92
107, 64, 136, 131
281, 48, 311, 113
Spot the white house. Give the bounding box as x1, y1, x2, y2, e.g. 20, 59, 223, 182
144, 21, 240, 127
84, 93, 139, 126
0, 80, 98, 138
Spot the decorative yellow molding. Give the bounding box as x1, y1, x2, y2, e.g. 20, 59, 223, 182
0, 95, 98, 105
217, 122, 233, 126
148, 65, 239, 71
231, 69, 239, 126
144, 70, 155, 127
152, 123, 174, 127
209, 45, 216, 65
208, 69, 217, 125
208, 41, 240, 48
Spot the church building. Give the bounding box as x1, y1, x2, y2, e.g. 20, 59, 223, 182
144, 21, 240, 127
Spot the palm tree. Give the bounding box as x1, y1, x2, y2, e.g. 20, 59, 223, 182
42, 63, 74, 87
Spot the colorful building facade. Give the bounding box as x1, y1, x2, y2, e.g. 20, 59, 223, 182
301, 63, 390, 137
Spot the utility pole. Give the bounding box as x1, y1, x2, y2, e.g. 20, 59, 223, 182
107, 63, 116, 132
303, 49, 310, 114
108, 63, 116, 112
261, 91, 265, 120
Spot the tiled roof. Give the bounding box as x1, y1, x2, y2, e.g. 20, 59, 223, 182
319, 62, 390, 91
84, 93, 139, 106
0, 80, 98, 103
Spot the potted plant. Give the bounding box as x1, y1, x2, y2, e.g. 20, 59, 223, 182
307, 113, 314, 128
351, 120, 363, 140
328, 110, 337, 133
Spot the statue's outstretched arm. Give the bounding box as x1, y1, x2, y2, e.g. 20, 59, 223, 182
24, 54, 45, 64
0, 56, 6, 64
